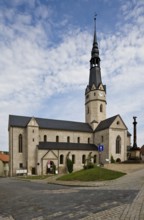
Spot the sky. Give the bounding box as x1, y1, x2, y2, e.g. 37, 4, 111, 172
0, 0, 144, 151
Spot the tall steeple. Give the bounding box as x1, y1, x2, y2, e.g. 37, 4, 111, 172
85, 16, 106, 126
89, 14, 102, 89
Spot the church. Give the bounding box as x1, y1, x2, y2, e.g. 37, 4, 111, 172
9, 19, 131, 176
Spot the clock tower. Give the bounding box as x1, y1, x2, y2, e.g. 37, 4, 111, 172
85, 16, 106, 127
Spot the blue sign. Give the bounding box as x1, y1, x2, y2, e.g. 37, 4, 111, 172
98, 145, 104, 152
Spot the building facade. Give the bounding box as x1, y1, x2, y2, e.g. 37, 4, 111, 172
9, 19, 131, 176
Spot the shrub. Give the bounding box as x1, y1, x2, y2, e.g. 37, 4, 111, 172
84, 162, 94, 169
67, 158, 73, 173
111, 155, 115, 163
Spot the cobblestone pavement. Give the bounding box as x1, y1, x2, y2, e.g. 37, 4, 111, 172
0, 168, 144, 220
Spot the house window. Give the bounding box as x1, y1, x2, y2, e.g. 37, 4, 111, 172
116, 136, 121, 154
33, 138, 34, 142
100, 104, 103, 112
77, 137, 80, 143
56, 136, 59, 142
44, 135, 47, 142
19, 163, 23, 168
88, 138, 90, 143
60, 154, 64, 164
82, 155, 86, 164
94, 155, 97, 163
72, 154, 75, 164
18, 134, 23, 153
67, 136, 70, 143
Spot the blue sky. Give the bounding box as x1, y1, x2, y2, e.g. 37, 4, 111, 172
0, 0, 144, 151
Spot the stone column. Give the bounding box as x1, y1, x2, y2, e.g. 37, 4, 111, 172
133, 116, 137, 148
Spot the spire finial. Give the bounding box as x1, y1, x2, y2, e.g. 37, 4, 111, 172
93, 13, 97, 43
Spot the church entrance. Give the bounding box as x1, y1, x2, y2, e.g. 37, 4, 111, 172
47, 160, 56, 174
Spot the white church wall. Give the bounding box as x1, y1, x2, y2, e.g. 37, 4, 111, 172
109, 129, 127, 162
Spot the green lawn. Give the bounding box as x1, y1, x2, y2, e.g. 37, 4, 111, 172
57, 166, 126, 181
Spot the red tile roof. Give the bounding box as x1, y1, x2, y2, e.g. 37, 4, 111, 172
0, 154, 9, 162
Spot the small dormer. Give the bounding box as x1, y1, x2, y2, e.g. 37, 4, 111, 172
91, 120, 98, 130
27, 117, 39, 128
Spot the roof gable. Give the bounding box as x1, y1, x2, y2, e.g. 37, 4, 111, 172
110, 115, 127, 130
95, 115, 118, 132
28, 117, 39, 127
95, 115, 127, 132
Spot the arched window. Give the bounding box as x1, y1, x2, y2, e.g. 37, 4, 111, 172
19, 134, 23, 153
56, 136, 59, 142
100, 104, 103, 112
60, 154, 64, 164
77, 137, 80, 143
82, 155, 86, 164
44, 135, 47, 142
88, 138, 90, 143
67, 136, 70, 143
94, 155, 97, 163
72, 154, 75, 164
116, 136, 121, 154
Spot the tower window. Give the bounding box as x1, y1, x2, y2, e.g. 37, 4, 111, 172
88, 138, 90, 143
18, 134, 23, 153
44, 135, 47, 142
116, 136, 121, 154
100, 104, 103, 112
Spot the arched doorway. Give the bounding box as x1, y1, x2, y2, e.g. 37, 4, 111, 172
47, 160, 56, 174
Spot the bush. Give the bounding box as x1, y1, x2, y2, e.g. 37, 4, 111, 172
111, 155, 115, 163
84, 162, 94, 169
67, 158, 73, 173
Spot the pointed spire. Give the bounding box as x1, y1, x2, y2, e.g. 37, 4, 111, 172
88, 14, 102, 89
93, 13, 97, 44
90, 13, 100, 69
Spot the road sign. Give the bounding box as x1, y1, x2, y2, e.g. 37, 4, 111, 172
98, 145, 104, 152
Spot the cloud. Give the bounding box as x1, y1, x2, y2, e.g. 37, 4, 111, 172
0, 0, 144, 150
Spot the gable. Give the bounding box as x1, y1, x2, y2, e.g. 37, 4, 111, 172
27, 117, 39, 127
110, 115, 127, 130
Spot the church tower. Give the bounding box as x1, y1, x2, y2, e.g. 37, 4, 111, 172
85, 16, 106, 127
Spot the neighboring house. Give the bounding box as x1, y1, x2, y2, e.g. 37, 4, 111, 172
140, 145, 144, 161
9, 19, 131, 176
0, 153, 9, 176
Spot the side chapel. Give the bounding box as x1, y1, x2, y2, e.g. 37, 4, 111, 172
9, 18, 131, 176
